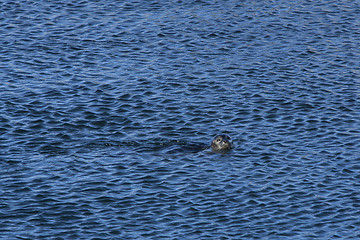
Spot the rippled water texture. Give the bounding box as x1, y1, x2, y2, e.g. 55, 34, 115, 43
1, 0, 359, 239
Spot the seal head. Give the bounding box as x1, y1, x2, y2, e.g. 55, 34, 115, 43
211, 134, 233, 152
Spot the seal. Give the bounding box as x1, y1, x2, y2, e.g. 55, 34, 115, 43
211, 134, 233, 151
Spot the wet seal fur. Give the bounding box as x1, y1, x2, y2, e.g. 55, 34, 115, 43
211, 134, 233, 152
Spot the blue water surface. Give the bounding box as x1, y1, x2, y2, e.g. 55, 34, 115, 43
1, 0, 359, 239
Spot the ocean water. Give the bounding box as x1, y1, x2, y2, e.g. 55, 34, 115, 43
0, 0, 359, 239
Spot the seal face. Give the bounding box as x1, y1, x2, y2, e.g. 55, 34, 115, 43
211, 134, 233, 151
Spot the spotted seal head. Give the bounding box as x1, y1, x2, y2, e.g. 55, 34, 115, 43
211, 134, 233, 152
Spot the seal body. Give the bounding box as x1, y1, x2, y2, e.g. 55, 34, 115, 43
211, 134, 233, 151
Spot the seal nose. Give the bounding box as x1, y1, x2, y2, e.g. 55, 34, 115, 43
220, 140, 228, 147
